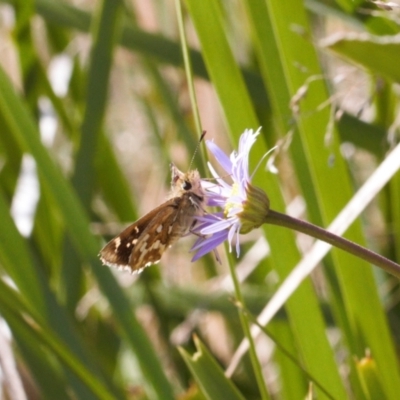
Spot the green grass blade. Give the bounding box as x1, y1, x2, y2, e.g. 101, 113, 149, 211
96, 134, 138, 221
0, 281, 118, 400
179, 336, 246, 400
0, 188, 45, 312
185, 1, 347, 398
61, 0, 122, 312
184, 0, 258, 134
248, 1, 400, 398
325, 33, 400, 83
0, 187, 123, 397
71, 0, 122, 208
0, 62, 175, 400
356, 355, 387, 400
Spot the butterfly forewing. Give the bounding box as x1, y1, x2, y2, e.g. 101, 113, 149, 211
99, 202, 168, 272
99, 166, 205, 273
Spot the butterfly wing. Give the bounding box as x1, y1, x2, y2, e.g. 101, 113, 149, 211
99, 196, 194, 273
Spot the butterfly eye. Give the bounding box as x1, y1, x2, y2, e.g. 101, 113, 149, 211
183, 180, 192, 190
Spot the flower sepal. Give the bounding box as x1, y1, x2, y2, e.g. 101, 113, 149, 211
239, 183, 270, 234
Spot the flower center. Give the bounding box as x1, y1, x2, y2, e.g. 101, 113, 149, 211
224, 183, 243, 217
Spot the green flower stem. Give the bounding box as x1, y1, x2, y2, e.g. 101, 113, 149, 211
226, 254, 270, 400
264, 209, 400, 279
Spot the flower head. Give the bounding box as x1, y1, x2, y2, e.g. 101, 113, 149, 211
192, 128, 270, 261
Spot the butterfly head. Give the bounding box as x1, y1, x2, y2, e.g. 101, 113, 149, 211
170, 163, 204, 199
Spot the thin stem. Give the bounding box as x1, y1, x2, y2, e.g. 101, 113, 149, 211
175, 0, 202, 135
226, 252, 270, 400
174, 0, 207, 173
265, 209, 400, 279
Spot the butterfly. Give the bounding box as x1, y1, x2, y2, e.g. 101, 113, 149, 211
99, 164, 205, 273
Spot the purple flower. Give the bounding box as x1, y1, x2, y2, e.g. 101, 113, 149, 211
192, 128, 270, 261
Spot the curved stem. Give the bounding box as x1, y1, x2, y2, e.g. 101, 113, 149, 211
264, 209, 400, 279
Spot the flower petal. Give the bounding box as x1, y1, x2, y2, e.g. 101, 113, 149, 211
235, 228, 241, 256
207, 162, 232, 192
201, 218, 233, 235
227, 224, 238, 252
191, 230, 228, 260
206, 141, 232, 174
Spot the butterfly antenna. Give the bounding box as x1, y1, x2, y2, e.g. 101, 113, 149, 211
188, 130, 206, 170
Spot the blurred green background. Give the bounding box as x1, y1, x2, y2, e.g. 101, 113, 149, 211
0, 0, 400, 399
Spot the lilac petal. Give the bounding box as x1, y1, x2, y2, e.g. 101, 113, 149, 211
207, 162, 232, 191
239, 128, 259, 156
226, 209, 240, 219
207, 198, 226, 207
233, 128, 260, 184
205, 187, 232, 202
201, 218, 233, 235
193, 214, 224, 231
234, 153, 248, 177
192, 223, 212, 234
235, 228, 241, 256
207, 190, 232, 205
231, 161, 249, 194
206, 141, 232, 174
190, 230, 227, 252
195, 212, 223, 223
192, 221, 220, 235
227, 224, 238, 252
205, 193, 227, 207
227, 195, 244, 205
204, 183, 230, 197
201, 180, 216, 190
191, 235, 205, 250
191, 230, 228, 261
204, 179, 228, 192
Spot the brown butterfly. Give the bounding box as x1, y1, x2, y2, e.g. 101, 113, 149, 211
99, 164, 205, 273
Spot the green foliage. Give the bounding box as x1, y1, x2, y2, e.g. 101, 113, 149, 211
0, 0, 399, 399
179, 336, 246, 400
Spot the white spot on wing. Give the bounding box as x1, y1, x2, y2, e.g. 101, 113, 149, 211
100, 258, 141, 274
114, 237, 121, 252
